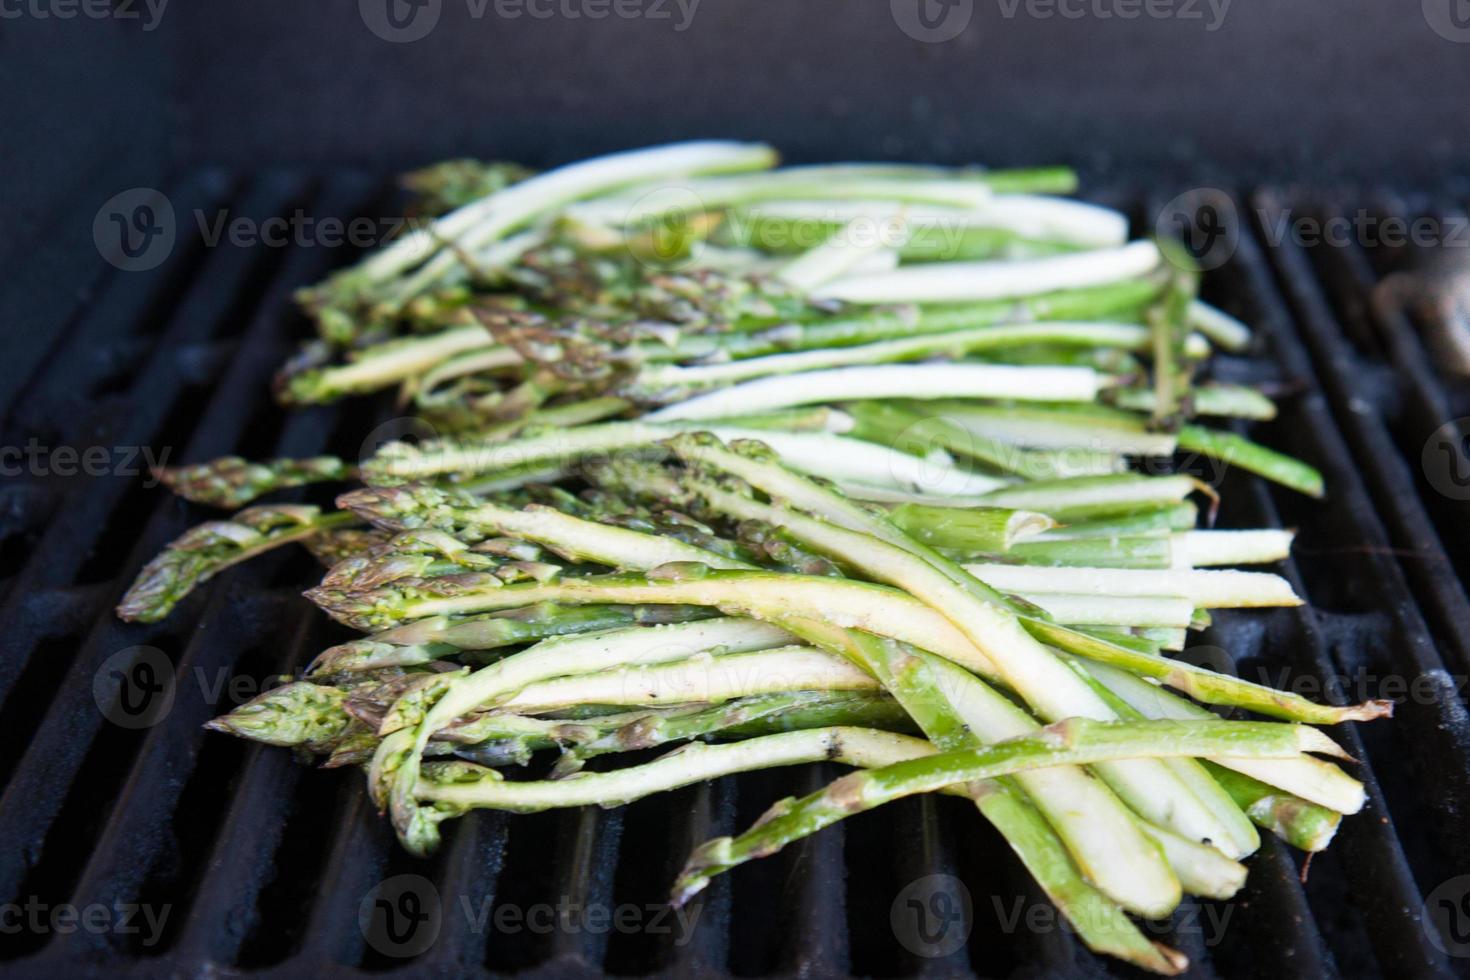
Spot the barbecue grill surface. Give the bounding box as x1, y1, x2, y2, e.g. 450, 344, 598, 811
2, 180, 1469, 979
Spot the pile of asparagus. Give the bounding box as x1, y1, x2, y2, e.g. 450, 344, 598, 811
117, 142, 1389, 974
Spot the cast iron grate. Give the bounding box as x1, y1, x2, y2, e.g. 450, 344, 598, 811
1, 173, 1468, 978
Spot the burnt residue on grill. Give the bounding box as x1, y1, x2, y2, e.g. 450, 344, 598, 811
0, 179, 1467, 978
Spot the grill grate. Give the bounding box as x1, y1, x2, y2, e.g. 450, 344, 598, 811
1, 174, 1469, 978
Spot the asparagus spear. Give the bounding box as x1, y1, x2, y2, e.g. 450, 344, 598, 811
157, 455, 356, 509
623, 322, 1186, 403
848, 401, 1125, 481
300, 141, 781, 343
118, 505, 358, 623
307, 604, 716, 676
359, 483, 1196, 922
644, 364, 1110, 422
663, 435, 1257, 854
888, 502, 1056, 552
668, 716, 1345, 905
1146, 238, 1201, 427
810, 241, 1161, 304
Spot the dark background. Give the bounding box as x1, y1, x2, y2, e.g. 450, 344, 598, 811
4, 0, 1469, 378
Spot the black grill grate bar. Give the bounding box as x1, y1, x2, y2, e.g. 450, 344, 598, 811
290, 783, 395, 969
0, 173, 282, 614
421, 812, 510, 974
169, 616, 341, 966
0, 175, 315, 911
1137, 188, 1331, 980
5, 176, 369, 964
545, 803, 625, 965
662, 781, 732, 975
771, 763, 849, 976
1254, 191, 1470, 671
1306, 208, 1470, 652
1230, 204, 1461, 976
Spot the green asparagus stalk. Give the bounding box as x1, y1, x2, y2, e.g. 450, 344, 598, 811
1108, 383, 1277, 421
1188, 300, 1252, 352
361, 479, 1197, 921
497, 645, 881, 711
976, 473, 1208, 516
658, 441, 1257, 855
276, 327, 508, 405
306, 604, 716, 676
888, 502, 1056, 552
848, 401, 1123, 481
1146, 238, 1200, 427
1173, 529, 1295, 566
360, 420, 992, 495
117, 506, 358, 622
625, 322, 1185, 404
663, 715, 1340, 902
1082, 660, 1366, 816
905, 400, 1180, 456
1201, 762, 1343, 852
998, 536, 1174, 568
1176, 425, 1325, 498
1038, 501, 1197, 539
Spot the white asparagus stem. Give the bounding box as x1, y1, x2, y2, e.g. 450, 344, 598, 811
1019, 593, 1199, 629
644, 365, 1107, 422
777, 217, 902, 291
500, 646, 880, 710
383, 618, 796, 736
417, 727, 930, 811
1139, 825, 1248, 901
1188, 300, 1253, 352
732, 196, 1129, 248
810, 241, 1161, 304
1084, 662, 1366, 814
935, 408, 1181, 456
371, 421, 993, 495
1172, 530, 1296, 567
968, 564, 1303, 609
566, 170, 997, 224
365, 141, 779, 281
634, 323, 1190, 398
